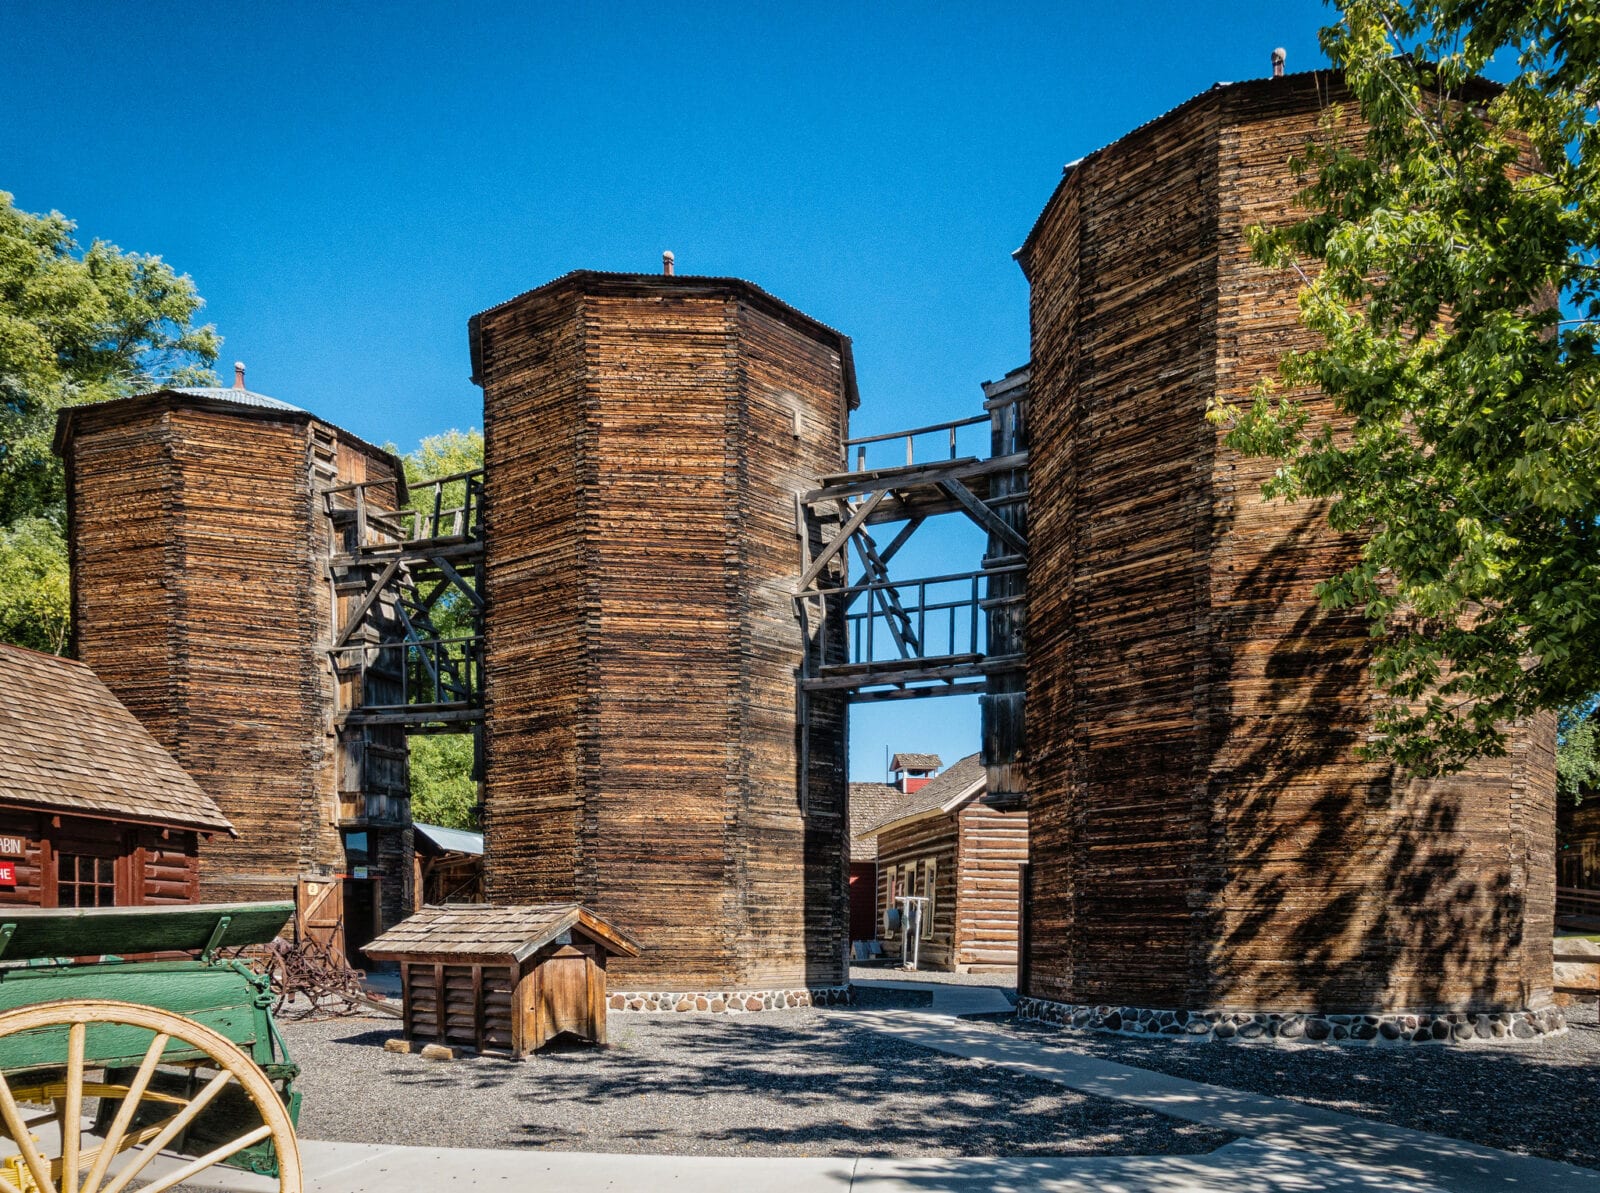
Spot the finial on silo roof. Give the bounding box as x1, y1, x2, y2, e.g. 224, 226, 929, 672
662, 250, 675, 276
233, 361, 247, 390
1272, 47, 1286, 77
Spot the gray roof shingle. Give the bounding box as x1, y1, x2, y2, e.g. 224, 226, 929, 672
848, 782, 900, 860
859, 753, 986, 838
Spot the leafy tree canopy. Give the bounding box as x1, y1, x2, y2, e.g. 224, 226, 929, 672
409, 732, 479, 830
1214, 1, 1600, 774
0, 190, 218, 652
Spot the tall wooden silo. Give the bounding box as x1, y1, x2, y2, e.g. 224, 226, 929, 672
1016, 74, 1559, 1038
470, 271, 855, 1000
56, 385, 415, 938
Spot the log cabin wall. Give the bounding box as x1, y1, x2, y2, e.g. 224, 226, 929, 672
473, 273, 851, 992
60, 393, 412, 923
953, 801, 1027, 971
0, 808, 200, 908
1019, 74, 1558, 1017
874, 814, 958, 969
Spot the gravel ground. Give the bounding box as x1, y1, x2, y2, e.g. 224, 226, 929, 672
280, 987, 1227, 1158
968, 998, 1600, 1171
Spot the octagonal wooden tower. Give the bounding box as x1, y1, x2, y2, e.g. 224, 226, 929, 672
469, 271, 855, 1002
1015, 73, 1560, 1039
56, 387, 414, 938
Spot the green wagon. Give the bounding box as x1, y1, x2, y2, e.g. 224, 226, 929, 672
0, 901, 302, 1193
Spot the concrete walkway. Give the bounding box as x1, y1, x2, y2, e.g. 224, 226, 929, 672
161, 976, 1597, 1192
843, 978, 1600, 1193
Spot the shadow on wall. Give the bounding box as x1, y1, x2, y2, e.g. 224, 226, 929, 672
1212, 507, 1534, 1014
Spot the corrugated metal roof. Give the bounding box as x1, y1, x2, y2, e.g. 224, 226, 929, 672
414, 822, 483, 855
169, 386, 304, 413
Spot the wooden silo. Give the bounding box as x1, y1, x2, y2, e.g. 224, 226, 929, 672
1016, 74, 1559, 1039
55, 386, 416, 942
470, 272, 855, 1001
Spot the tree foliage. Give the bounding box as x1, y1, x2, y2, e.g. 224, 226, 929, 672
1214, 2, 1600, 774
409, 732, 479, 830
1558, 701, 1599, 804
0, 191, 218, 652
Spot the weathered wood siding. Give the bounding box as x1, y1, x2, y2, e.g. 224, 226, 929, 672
1022, 94, 1222, 1008
953, 801, 1027, 971
475, 274, 851, 990
63, 395, 410, 920
1019, 74, 1558, 1014
875, 814, 958, 970
0, 808, 200, 907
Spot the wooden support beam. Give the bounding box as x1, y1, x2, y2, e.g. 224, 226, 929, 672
849, 681, 988, 704
429, 555, 484, 610
332, 558, 399, 649
801, 451, 1027, 506
938, 479, 1029, 558
795, 488, 888, 592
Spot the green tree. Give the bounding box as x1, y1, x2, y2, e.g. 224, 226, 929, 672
1558, 703, 1599, 804
409, 732, 479, 830
0, 190, 218, 652
1214, 2, 1600, 774
393, 429, 484, 830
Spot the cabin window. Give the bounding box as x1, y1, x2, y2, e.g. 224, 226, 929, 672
920, 859, 937, 941
57, 853, 117, 907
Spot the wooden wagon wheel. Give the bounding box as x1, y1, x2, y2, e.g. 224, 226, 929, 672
0, 1000, 301, 1193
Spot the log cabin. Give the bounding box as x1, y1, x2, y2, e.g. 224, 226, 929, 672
0, 643, 233, 907
847, 779, 901, 951
857, 754, 1028, 973
470, 271, 855, 1006
54, 373, 416, 948
1015, 69, 1560, 1038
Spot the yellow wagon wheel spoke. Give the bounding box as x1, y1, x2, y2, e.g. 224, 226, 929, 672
0, 1000, 300, 1193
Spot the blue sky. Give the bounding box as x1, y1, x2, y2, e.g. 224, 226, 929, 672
3, 1, 1334, 777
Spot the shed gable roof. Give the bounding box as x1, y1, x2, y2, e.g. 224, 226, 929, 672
0, 644, 233, 833
364, 902, 641, 964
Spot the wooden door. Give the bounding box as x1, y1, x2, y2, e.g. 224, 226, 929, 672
297, 878, 346, 965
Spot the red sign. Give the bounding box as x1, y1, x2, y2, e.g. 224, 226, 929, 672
0, 862, 15, 886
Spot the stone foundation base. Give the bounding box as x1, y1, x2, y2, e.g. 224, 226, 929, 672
1016, 997, 1566, 1044
609, 986, 853, 1014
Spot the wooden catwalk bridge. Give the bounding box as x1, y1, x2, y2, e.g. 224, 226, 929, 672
326, 368, 1028, 801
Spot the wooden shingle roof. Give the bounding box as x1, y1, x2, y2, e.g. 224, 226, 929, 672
848, 782, 901, 860
0, 644, 233, 833
860, 753, 986, 838
364, 903, 641, 965
890, 752, 942, 773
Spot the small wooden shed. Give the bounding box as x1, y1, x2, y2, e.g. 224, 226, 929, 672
365, 903, 639, 1057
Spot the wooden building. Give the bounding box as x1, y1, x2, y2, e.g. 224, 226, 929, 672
1015, 71, 1559, 1035
0, 643, 233, 907
847, 780, 901, 948
1558, 797, 1600, 893
413, 822, 485, 906
367, 903, 640, 1057
470, 271, 856, 1001
857, 754, 1028, 972
54, 377, 417, 939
